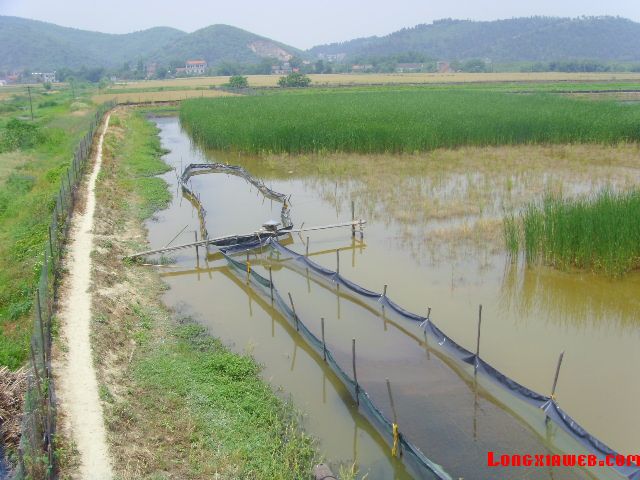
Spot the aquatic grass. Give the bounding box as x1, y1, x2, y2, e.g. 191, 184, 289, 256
180, 89, 640, 154
509, 190, 640, 275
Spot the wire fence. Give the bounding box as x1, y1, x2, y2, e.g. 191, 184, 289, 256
14, 101, 115, 480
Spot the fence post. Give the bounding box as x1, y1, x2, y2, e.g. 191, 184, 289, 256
36, 294, 46, 370
386, 378, 401, 457
336, 249, 340, 275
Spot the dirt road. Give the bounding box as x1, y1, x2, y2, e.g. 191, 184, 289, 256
56, 114, 113, 479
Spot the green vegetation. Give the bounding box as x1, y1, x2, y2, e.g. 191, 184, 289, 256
228, 75, 249, 88
0, 16, 301, 74
180, 89, 640, 154
278, 72, 311, 88
0, 84, 97, 369
110, 113, 171, 219
90, 110, 316, 479
505, 190, 640, 276
310, 16, 640, 66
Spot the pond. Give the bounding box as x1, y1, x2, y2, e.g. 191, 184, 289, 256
146, 116, 640, 479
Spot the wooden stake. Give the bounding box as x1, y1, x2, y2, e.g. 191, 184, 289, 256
476, 304, 482, 361
194, 231, 199, 263
269, 267, 274, 302
352, 338, 359, 405
427, 306, 432, 320
288, 292, 299, 331
306, 236, 309, 256
351, 200, 355, 238
551, 351, 565, 400
336, 249, 340, 275
383, 284, 388, 297
321, 317, 326, 361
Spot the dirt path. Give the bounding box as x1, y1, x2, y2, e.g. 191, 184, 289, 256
56, 114, 113, 479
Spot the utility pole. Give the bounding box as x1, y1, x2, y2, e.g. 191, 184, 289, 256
27, 85, 34, 121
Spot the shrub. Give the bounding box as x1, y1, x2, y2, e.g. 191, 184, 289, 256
228, 75, 249, 88
277, 72, 311, 88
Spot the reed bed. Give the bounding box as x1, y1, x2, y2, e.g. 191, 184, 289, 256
180, 90, 640, 154
505, 190, 640, 275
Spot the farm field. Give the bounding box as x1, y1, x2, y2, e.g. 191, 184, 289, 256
91, 88, 236, 105
105, 71, 640, 91
3, 77, 639, 479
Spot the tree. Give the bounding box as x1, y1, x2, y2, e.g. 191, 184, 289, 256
228, 75, 248, 88
277, 72, 311, 88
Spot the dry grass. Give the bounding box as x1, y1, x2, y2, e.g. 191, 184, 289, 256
91, 89, 236, 104
0, 366, 26, 451
107, 72, 640, 91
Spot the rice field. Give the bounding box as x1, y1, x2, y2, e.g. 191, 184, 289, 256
180, 89, 640, 154
91, 89, 236, 104
505, 190, 640, 275
107, 72, 640, 90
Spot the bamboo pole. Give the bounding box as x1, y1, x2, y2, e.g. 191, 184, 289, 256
321, 317, 326, 361
269, 267, 274, 302
551, 351, 565, 400
476, 304, 482, 362
288, 292, 299, 331
352, 338, 359, 405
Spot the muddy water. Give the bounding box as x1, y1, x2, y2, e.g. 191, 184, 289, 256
148, 117, 640, 478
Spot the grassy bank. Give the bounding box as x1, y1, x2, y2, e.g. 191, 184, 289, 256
504, 189, 640, 275
180, 89, 640, 154
0, 84, 99, 368
86, 109, 316, 479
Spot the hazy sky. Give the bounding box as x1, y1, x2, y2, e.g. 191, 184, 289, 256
1, 0, 639, 49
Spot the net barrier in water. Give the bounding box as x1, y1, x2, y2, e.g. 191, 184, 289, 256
259, 237, 639, 480
218, 238, 451, 480
178, 163, 638, 480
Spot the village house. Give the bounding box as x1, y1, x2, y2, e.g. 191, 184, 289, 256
271, 62, 292, 75
437, 61, 452, 73
351, 64, 373, 72
395, 63, 425, 73
185, 60, 207, 75
31, 71, 56, 83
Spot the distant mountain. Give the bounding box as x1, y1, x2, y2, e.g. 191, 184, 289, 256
0, 16, 186, 70
3, 15, 640, 72
152, 24, 304, 66
309, 16, 640, 63
0, 16, 303, 71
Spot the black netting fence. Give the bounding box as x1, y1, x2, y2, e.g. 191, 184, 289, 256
13, 101, 115, 480
178, 161, 639, 480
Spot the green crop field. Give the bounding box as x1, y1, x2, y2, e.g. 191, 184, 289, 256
180, 89, 640, 154
504, 190, 640, 276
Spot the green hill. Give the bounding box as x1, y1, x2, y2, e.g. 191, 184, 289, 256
153, 24, 304, 66
0, 16, 302, 71
0, 16, 186, 70
309, 16, 640, 63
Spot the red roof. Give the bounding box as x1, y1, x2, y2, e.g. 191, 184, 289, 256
186, 60, 206, 65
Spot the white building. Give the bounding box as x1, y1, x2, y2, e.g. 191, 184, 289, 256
185, 60, 207, 75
